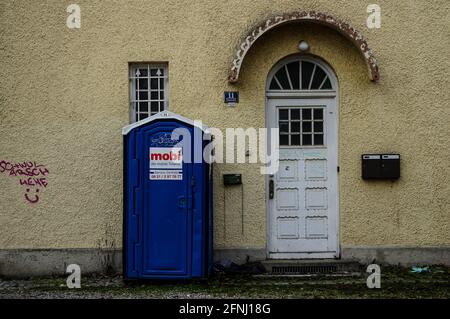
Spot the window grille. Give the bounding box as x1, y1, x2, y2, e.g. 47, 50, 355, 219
279, 107, 325, 147
130, 64, 168, 122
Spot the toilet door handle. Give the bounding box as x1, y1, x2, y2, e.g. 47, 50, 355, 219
177, 196, 192, 209
269, 180, 274, 199
177, 196, 187, 209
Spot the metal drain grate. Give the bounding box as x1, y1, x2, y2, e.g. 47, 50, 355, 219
271, 264, 338, 275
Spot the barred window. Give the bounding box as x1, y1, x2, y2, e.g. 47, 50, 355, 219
130, 64, 168, 122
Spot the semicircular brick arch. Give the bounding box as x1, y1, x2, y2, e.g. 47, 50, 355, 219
229, 11, 380, 83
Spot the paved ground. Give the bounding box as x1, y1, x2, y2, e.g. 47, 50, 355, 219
0, 266, 449, 299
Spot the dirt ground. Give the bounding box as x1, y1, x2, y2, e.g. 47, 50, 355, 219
0, 266, 449, 299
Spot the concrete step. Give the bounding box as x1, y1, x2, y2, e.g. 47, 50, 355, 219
261, 259, 362, 275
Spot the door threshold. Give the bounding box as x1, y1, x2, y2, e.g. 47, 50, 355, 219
268, 252, 338, 259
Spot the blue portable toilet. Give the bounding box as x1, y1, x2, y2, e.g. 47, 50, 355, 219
122, 111, 213, 280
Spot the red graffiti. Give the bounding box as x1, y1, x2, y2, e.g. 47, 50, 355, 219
0, 161, 48, 177
19, 177, 48, 188
0, 160, 49, 204
25, 188, 40, 204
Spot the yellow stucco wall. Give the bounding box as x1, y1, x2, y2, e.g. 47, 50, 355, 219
0, 0, 449, 250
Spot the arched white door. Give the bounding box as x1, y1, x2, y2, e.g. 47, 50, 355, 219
266, 56, 339, 259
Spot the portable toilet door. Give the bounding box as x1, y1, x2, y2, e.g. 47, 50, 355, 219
122, 111, 212, 280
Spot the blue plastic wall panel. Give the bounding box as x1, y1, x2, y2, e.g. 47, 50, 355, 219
208, 157, 214, 276
124, 130, 139, 279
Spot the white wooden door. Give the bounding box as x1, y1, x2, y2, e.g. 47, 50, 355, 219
267, 98, 339, 259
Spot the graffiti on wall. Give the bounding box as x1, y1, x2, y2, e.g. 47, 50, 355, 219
0, 160, 49, 204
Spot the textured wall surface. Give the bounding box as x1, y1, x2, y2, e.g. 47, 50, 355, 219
0, 0, 449, 251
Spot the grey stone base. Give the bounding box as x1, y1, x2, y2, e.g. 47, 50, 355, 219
0, 249, 122, 278
0, 246, 449, 277
213, 248, 267, 265
341, 246, 450, 266
213, 246, 450, 266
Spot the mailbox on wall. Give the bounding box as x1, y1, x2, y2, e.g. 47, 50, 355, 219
122, 111, 213, 280
362, 154, 400, 180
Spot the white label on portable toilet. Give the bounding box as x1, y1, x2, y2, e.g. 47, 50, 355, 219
149, 147, 183, 180
149, 170, 183, 180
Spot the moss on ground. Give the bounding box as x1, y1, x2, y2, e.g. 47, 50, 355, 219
5, 265, 450, 299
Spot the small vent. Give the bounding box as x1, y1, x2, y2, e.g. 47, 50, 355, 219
271, 264, 337, 275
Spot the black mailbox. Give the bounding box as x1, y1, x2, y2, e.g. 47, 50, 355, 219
362, 154, 400, 180
223, 174, 242, 185
362, 155, 381, 179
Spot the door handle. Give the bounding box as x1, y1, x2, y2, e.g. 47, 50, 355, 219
177, 196, 187, 209
269, 180, 274, 199
177, 196, 192, 209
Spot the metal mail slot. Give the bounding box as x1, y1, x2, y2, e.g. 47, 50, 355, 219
223, 174, 242, 185
362, 154, 400, 180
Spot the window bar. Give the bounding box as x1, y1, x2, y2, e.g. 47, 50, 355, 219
160, 68, 164, 112
157, 67, 160, 114
164, 67, 168, 111
318, 75, 329, 90
131, 69, 135, 123
287, 108, 292, 146
300, 107, 303, 145
147, 64, 151, 116
285, 65, 293, 90
299, 62, 302, 90
273, 75, 283, 90
308, 64, 317, 90
311, 108, 315, 145
136, 68, 140, 121
159, 68, 163, 113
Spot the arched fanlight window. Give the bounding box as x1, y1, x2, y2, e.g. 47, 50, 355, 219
269, 59, 333, 90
